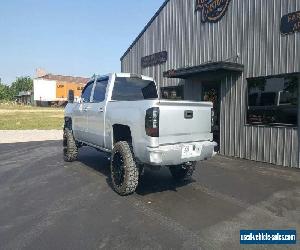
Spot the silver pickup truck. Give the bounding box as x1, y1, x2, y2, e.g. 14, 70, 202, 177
64, 73, 216, 195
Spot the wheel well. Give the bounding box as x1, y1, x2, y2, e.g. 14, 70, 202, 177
113, 124, 132, 144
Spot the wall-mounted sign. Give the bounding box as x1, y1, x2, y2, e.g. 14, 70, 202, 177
141, 51, 168, 68
195, 0, 231, 23
281, 11, 300, 35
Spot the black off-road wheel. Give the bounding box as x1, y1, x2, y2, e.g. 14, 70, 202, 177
63, 128, 78, 162
169, 162, 196, 181
110, 141, 139, 196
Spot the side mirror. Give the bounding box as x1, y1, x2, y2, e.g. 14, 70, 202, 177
68, 90, 74, 103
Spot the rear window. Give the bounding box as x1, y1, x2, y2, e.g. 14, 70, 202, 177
248, 93, 258, 106
111, 77, 158, 101
260, 92, 277, 106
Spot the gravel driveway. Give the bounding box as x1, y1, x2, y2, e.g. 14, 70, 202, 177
0, 130, 63, 144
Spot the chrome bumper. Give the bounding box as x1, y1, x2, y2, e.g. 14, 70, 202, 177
146, 141, 217, 166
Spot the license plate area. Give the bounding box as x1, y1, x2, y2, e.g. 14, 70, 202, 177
181, 144, 201, 159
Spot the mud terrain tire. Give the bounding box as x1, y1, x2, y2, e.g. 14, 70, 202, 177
111, 141, 139, 196
63, 128, 78, 162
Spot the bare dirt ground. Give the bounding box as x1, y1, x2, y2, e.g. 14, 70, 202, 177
0, 130, 62, 144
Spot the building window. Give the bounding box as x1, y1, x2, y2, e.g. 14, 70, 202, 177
161, 86, 184, 100
247, 75, 298, 127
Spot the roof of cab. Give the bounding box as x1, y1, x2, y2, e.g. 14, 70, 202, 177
91, 73, 154, 82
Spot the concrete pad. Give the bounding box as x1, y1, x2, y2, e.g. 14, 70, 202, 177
0, 130, 62, 144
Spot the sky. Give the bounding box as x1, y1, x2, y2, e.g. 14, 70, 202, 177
0, 0, 164, 84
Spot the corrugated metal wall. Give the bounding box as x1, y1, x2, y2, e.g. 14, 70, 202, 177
121, 0, 300, 168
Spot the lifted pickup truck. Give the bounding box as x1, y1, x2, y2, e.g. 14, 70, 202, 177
64, 73, 216, 195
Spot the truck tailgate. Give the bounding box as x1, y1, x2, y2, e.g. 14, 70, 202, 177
158, 100, 213, 145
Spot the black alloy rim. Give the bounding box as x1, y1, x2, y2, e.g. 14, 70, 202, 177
112, 151, 125, 186
63, 134, 67, 156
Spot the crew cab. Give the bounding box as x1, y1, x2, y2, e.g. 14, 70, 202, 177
64, 73, 216, 195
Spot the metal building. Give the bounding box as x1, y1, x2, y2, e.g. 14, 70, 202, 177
121, 0, 300, 168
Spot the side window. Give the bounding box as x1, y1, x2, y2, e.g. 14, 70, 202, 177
81, 81, 94, 103
93, 79, 108, 103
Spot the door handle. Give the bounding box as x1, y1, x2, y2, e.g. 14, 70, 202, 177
99, 108, 104, 113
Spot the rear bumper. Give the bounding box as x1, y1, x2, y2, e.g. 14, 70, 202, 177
145, 141, 217, 166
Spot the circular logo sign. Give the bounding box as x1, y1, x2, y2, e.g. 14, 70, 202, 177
195, 0, 232, 23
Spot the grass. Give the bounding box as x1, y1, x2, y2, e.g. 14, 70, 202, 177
0, 103, 64, 130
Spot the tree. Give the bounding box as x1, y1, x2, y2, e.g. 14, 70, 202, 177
10, 76, 33, 97
0, 76, 33, 101
0, 83, 13, 100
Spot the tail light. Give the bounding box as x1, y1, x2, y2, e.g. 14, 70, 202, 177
145, 107, 159, 137
211, 108, 215, 133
